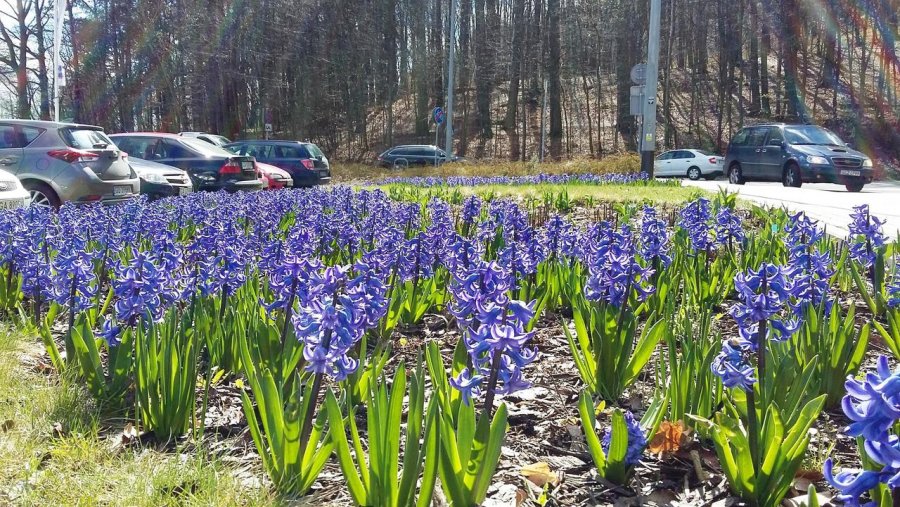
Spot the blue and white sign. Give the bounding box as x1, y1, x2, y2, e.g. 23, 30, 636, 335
432, 107, 445, 125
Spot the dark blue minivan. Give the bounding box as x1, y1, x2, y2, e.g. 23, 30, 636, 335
723, 124, 874, 192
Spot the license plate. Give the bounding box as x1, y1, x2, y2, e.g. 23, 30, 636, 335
178, 186, 192, 196
841, 170, 861, 177
0, 199, 23, 209
113, 185, 131, 196
242, 162, 254, 171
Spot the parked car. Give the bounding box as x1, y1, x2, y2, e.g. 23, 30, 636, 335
224, 140, 331, 187
180, 132, 232, 147
723, 123, 874, 192
0, 120, 139, 208
654, 149, 723, 180
256, 162, 293, 190
127, 157, 193, 200
377, 145, 462, 168
0, 167, 30, 209
109, 133, 263, 193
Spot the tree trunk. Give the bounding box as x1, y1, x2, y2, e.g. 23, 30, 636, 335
33, 0, 50, 120
547, 0, 562, 160
474, 0, 494, 142
503, 0, 526, 161
781, 0, 804, 120
16, 0, 31, 118
748, 0, 761, 115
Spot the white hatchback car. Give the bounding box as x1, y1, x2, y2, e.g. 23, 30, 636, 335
654, 149, 725, 180
0, 168, 29, 209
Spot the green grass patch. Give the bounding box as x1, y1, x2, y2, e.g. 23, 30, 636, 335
332, 155, 642, 182
368, 181, 707, 206
0, 327, 273, 506
435, 182, 705, 204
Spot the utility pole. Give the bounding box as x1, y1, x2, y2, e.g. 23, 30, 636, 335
640, 0, 662, 177
445, 0, 457, 155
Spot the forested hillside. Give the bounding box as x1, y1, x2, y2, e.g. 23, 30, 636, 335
2, 0, 899, 164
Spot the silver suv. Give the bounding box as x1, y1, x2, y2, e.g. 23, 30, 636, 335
0, 120, 139, 208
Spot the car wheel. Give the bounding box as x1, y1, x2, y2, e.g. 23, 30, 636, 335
687, 166, 702, 181
728, 164, 745, 185
23, 181, 60, 209
393, 159, 409, 170
783, 163, 802, 188
845, 182, 865, 192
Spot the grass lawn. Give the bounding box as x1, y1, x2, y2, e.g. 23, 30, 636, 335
373, 182, 708, 205
0, 327, 272, 506
331, 155, 642, 182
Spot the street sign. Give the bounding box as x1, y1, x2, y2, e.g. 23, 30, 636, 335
630, 86, 644, 116
265, 123, 273, 133
432, 107, 445, 125
630, 63, 647, 85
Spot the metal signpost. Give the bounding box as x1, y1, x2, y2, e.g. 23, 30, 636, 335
432, 106, 445, 166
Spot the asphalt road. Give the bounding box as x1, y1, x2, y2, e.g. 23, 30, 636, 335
681, 179, 900, 238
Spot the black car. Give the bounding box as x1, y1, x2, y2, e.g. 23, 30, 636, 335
127, 157, 193, 200
723, 124, 874, 192
110, 133, 263, 193
377, 145, 462, 168
224, 140, 331, 187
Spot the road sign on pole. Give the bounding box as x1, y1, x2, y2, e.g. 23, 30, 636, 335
630, 63, 647, 85
630, 85, 645, 116
433, 107, 445, 126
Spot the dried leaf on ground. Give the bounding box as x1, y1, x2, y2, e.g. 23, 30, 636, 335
520, 461, 560, 488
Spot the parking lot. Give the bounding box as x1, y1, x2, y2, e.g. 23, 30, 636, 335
683, 178, 900, 237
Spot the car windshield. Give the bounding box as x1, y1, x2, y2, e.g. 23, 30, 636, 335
63, 128, 114, 149
211, 135, 231, 146
181, 138, 235, 156
784, 126, 845, 146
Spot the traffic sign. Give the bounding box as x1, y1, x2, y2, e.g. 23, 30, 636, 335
264, 123, 273, 133
432, 107, 445, 125
630, 63, 647, 85
630, 86, 644, 116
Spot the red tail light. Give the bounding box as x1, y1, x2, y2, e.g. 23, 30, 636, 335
709, 157, 718, 164
301, 159, 314, 170
48, 148, 99, 164
219, 160, 242, 175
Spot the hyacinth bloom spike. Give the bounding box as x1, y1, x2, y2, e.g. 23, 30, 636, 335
448, 260, 537, 405
824, 458, 883, 506
848, 204, 886, 268
714, 207, 744, 247
678, 198, 712, 253
638, 206, 672, 267
290, 264, 381, 382
828, 355, 900, 501
601, 410, 647, 467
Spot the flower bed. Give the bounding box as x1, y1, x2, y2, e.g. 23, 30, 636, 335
0, 186, 897, 505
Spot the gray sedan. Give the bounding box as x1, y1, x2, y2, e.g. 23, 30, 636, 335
0, 120, 139, 208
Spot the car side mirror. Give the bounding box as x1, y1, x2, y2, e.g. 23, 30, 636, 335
768, 139, 784, 148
